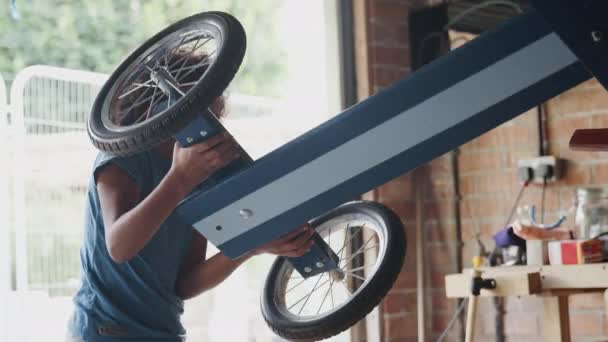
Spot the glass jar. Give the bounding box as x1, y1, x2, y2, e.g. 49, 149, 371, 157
575, 186, 608, 239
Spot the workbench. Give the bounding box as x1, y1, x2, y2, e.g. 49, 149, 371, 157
445, 263, 608, 342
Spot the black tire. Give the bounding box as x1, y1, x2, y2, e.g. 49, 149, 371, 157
261, 201, 407, 341
87, 11, 246, 156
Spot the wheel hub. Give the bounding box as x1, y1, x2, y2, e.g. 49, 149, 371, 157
329, 269, 345, 282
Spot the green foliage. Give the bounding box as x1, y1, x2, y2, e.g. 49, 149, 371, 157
0, 0, 287, 96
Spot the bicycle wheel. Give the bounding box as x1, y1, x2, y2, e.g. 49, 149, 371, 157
88, 11, 246, 156
261, 201, 406, 341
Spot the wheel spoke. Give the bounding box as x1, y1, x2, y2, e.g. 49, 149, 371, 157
335, 224, 366, 259
172, 60, 211, 77
118, 79, 155, 99
134, 93, 166, 124
175, 50, 216, 83
286, 274, 322, 310
137, 87, 158, 123
167, 35, 207, 70
343, 270, 366, 282
175, 37, 212, 79
274, 216, 388, 320
329, 277, 335, 308
119, 89, 157, 120
338, 224, 350, 259
340, 237, 377, 267
317, 278, 336, 315
287, 274, 324, 313
297, 273, 326, 315
286, 277, 308, 294
165, 34, 189, 67
347, 264, 376, 273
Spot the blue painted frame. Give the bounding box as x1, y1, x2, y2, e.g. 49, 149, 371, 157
168, 2, 604, 275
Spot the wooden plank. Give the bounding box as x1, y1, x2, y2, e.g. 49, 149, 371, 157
445, 271, 542, 298
465, 293, 479, 342
604, 290, 608, 326
539, 264, 608, 289
542, 296, 570, 342
353, 0, 371, 99
569, 128, 608, 151
450, 263, 608, 291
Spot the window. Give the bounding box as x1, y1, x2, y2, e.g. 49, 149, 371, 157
0, 1, 345, 341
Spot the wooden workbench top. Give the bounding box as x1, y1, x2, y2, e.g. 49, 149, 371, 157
445, 263, 608, 298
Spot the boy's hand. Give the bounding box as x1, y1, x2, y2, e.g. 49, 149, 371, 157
169, 132, 241, 191
253, 224, 315, 257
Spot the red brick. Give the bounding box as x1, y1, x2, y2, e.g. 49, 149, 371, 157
428, 153, 452, 173
377, 175, 414, 200
430, 270, 450, 288
518, 186, 561, 213
459, 150, 509, 174
496, 124, 537, 146
424, 176, 456, 201
547, 116, 591, 144
380, 200, 416, 221
577, 77, 603, 90
369, 1, 409, 22
372, 46, 411, 67
592, 163, 608, 183
426, 221, 458, 242
393, 270, 417, 289
459, 175, 477, 195
553, 86, 608, 115
423, 201, 456, 222
473, 172, 519, 194
550, 142, 598, 163
371, 65, 409, 87
370, 20, 409, 48
426, 243, 459, 270
462, 130, 500, 150
590, 112, 608, 128
383, 289, 417, 314
460, 218, 503, 241
460, 196, 513, 220
431, 311, 457, 334
384, 313, 418, 338
562, 162, 592, 185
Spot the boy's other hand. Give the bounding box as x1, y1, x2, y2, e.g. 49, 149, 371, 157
253, 224, 315, 257
169, 132, 241, 191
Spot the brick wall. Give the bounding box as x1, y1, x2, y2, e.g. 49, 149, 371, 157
356, 1, 608, 341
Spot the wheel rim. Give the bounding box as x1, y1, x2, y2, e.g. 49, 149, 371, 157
101, 21, 222, 131
272, 212, 388, 322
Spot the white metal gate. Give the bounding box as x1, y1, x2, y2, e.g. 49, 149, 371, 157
10, 65, 107, 294
2, 65, 106, 341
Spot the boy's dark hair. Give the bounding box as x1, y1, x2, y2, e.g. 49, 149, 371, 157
112, 50, 226, 126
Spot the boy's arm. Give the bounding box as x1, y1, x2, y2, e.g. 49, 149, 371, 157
176, 225, 315, 300
97, 163, 192, 263
97, 133, 241, 263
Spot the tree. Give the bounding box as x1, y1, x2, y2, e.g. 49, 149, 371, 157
0, 0, 287, 96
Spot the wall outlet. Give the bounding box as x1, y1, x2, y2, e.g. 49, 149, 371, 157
517, 156, 560, 184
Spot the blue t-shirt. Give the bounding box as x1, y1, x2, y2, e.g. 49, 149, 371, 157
69, 151, 193, 341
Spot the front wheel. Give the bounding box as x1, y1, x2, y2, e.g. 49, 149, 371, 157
261, 201, 407, 341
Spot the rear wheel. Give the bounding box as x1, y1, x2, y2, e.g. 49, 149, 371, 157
261, 201, 407, 341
